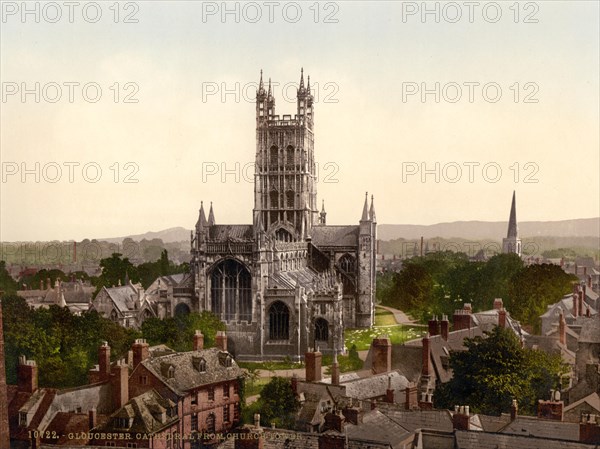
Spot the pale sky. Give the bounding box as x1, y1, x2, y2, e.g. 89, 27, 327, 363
1, 1, 599, 241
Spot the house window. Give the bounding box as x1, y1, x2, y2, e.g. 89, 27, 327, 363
191, 392, 198, 405
223, 405, 230, 423
19, 412, 27, 426
206, 414, 216, 433
139, 375, 148, 385
167, 365, 175, 379
191, 413, 198, 431
106, 443, 116, 447
208, 386, 215, 401
234, 403, 240, 422
233, 382, 239, 395
223, 383, 229, 398
269, 301, 290, 340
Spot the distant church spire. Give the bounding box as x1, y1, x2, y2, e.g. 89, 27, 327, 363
507, 191, 518, 238
502, 191, 522, 256
259, 69, 264, 91
361, 192, 370, 222
267, 78, 272, 98
208, 202, 215, 226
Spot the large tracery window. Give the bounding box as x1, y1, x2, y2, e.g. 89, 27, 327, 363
270, 190, 279, 209
339, 254, 356, 273
269, 301, 290, 340
211, 259, 252, 322
275, 228, 293, 242
314, 318, 329, 342
286, 146, 295, 165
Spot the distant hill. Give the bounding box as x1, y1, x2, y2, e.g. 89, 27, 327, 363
100, 227, 191, 244
96, 218, 599, 244
378, 218, 600, 241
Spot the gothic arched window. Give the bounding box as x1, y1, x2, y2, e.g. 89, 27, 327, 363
339, 254, 356, 273
269, 301, 290, 340
210, 259, 252, 322
286, 190, 295, 208
270, 190, 279, 209
270, 145, 279, 167
286, 146, 295, 165
315, 318, 329, 342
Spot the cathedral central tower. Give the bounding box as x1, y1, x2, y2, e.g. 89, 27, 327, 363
253, 69, 317, 241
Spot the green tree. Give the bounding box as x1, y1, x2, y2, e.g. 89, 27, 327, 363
95, 253, 139, 293
253, 377, 300, 429
507, 263, 576, 332
0, 261, 19, 294
434, 326, 567, 415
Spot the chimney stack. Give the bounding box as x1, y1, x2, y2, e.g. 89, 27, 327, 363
573, 293, 579, 318
498, 309, 507, 328
588, 275, 593, 289
132, 339, 149, 369
99, 341, 111, 382
428, 316, 440, 337
559, 309, 566, 346
440, 315, 449, 341
193, 330, 204, 351
111, 361, 129, 410
537, 391, 564, 421
88, 409, 97, 430
493, 298, 503, 310
216, 331, 228, 352
510, 399, 518, 420
331, 353, 340, 386
405, 383, 419, 410
305, 349, 322, 382
371, 336, 392, 374
422, 334, 431, 376
17, 356, 38, 393
453, 305, 472, 331
578, 288, 584, 318
385, 375, 394, 403
579, 414, 600, 444
452, 405, 470, 431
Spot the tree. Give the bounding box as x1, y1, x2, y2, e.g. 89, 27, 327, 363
0, 261, 19, 294
95, 253, 139, 293
434, 326, 567, 415
253, 377, 300, 429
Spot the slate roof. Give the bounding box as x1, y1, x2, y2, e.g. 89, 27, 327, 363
342, 371, 409, 401
43, 412, 108, 445
377, 406, 455, 432
95, 389, 177, 435
498, 415, 580, 441
140, 347, 243, 396
344, 409, 412, 447
209, 224, 254, 241
103, 284, 140, 313
579, 318, 600, 343
565, 392, 600, 414
454, 429, 598, 449
364, 345, 423, 383
311, 225, 360, 247
478, 413, 512, 432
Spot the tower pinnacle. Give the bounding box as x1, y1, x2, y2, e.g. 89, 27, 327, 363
361, 192, 370, 222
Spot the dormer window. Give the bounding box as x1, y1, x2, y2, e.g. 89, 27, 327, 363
114, 417, 132, 429
167, 366, 175, 379
193, 356, 206, 373
224, 355, 232, 368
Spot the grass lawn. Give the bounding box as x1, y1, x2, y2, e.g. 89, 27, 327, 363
244, 377, 270, 397
374, 307, 398, 326
238, 360, 303, 371
345, 325, 426, 351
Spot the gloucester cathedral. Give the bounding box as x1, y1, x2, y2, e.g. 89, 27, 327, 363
187, 70, 377, 360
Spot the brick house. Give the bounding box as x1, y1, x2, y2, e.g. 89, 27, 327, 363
127, 332, 244, 448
